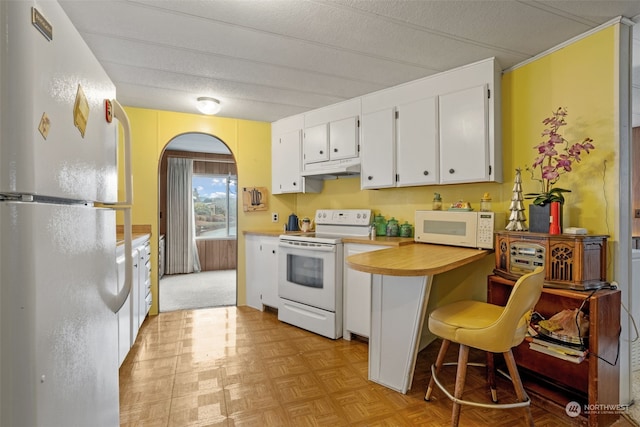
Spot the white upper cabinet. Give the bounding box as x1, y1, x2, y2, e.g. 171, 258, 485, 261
360, 97, 438, 189
303, 117, 358, 164
329, 116, 359, 160
272, 57, 501, 190
302, 98, 361, 172
396, 96, 439, 187
439, 84, 489, 184
303, 123, 329, 164
272, 115, 322, 194
360, 107, 396, 189
359, 57, 501, 189
273, 128, 303, 193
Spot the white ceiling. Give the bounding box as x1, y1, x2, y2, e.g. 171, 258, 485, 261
59, 0, 640, 127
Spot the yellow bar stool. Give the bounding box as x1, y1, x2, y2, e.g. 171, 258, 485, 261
424, 267, 545, 427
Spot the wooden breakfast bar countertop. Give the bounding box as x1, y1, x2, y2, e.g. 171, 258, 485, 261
346, 243, 489, 277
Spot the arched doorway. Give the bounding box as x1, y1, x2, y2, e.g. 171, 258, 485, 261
157, 132, 238, 312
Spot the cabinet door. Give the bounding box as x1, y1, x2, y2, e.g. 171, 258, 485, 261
115, 246, 139, 364
138, 240, 151, 326
245, 236, 279, 310
329, 116, 359, 160
304, 123, 329, 164
272, 129, 302, 194
360, 108, 396, 189
439, 84, 489, 184
245, 235, 263, 310
396, 97, 438, 187
260, 238, 279, 309
158, 236, 165, 279
130, 248, 141, 345
343, 244, 386, 339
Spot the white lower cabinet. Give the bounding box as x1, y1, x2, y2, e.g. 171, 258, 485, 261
116, 249, 134, 367
137, 240, 151, 327
343, 243, 387, 340
245, 235, 279, 311
158, 235, 165, 279
116, 234, 151, 367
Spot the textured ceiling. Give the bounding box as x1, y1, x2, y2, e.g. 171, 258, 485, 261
59, 0, 640, 126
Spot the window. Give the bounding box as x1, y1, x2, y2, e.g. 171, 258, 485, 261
192, 173, 237, 238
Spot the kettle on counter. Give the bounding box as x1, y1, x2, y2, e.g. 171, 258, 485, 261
286, 213, 299, 231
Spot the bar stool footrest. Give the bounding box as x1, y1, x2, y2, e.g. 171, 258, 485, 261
429, 363, 531, 410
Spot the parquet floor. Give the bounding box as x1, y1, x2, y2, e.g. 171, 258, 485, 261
119, 306, 635, 427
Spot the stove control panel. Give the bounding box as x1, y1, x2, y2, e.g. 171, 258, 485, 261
315, 209, 372, 226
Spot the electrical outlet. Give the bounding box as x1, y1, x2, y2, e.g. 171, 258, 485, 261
272, 212, 279, 223
635, 209, 640, 219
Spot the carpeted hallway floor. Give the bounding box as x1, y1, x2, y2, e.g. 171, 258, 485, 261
159, 270, 236, 312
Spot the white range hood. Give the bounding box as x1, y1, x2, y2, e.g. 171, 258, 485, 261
300, 158, 361, 179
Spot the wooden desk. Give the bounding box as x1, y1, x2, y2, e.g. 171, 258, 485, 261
346, 244, 489, 393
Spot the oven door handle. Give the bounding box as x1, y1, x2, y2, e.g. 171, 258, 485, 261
279, 241, 337, 252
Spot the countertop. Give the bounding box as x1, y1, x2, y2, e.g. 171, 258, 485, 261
116, 224, 151, 246
341, 236, 415, 246
346, 243, 489, 277
243, 229, 300, 237
243, 229, 414, 246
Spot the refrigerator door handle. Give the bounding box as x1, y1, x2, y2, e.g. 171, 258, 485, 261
113, 208, 133, 313
110, 99, 134, 313
111, 98, 133, 207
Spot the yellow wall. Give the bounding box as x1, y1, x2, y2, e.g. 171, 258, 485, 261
502, 27, 618, 238
121, 108, 279, 314
123, 24, 621, 315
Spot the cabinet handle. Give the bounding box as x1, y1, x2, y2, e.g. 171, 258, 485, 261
319, 150, 324, 155
423, 170, 429, 176
367, 176, 373, 180
449, 168, 455, 174
293, 181, 297, 186
272, 250, 276, 254
334, 148, 338, 152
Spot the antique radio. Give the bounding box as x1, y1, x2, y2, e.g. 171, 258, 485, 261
494, 231, 608, 290
509, 242, 545, 275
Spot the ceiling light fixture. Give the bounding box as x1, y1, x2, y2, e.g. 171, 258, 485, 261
196, 96, 221, 115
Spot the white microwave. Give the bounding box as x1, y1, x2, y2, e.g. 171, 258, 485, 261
414, 210, 504, 249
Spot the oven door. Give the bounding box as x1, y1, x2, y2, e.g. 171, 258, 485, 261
278, 239, 340, 312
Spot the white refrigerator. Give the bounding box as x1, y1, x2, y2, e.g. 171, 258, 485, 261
0, 1, 133, 426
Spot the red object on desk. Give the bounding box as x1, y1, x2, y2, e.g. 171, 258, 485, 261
549, 201, 561, 235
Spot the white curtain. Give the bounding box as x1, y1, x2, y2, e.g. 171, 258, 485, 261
166, 158, 201, 274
